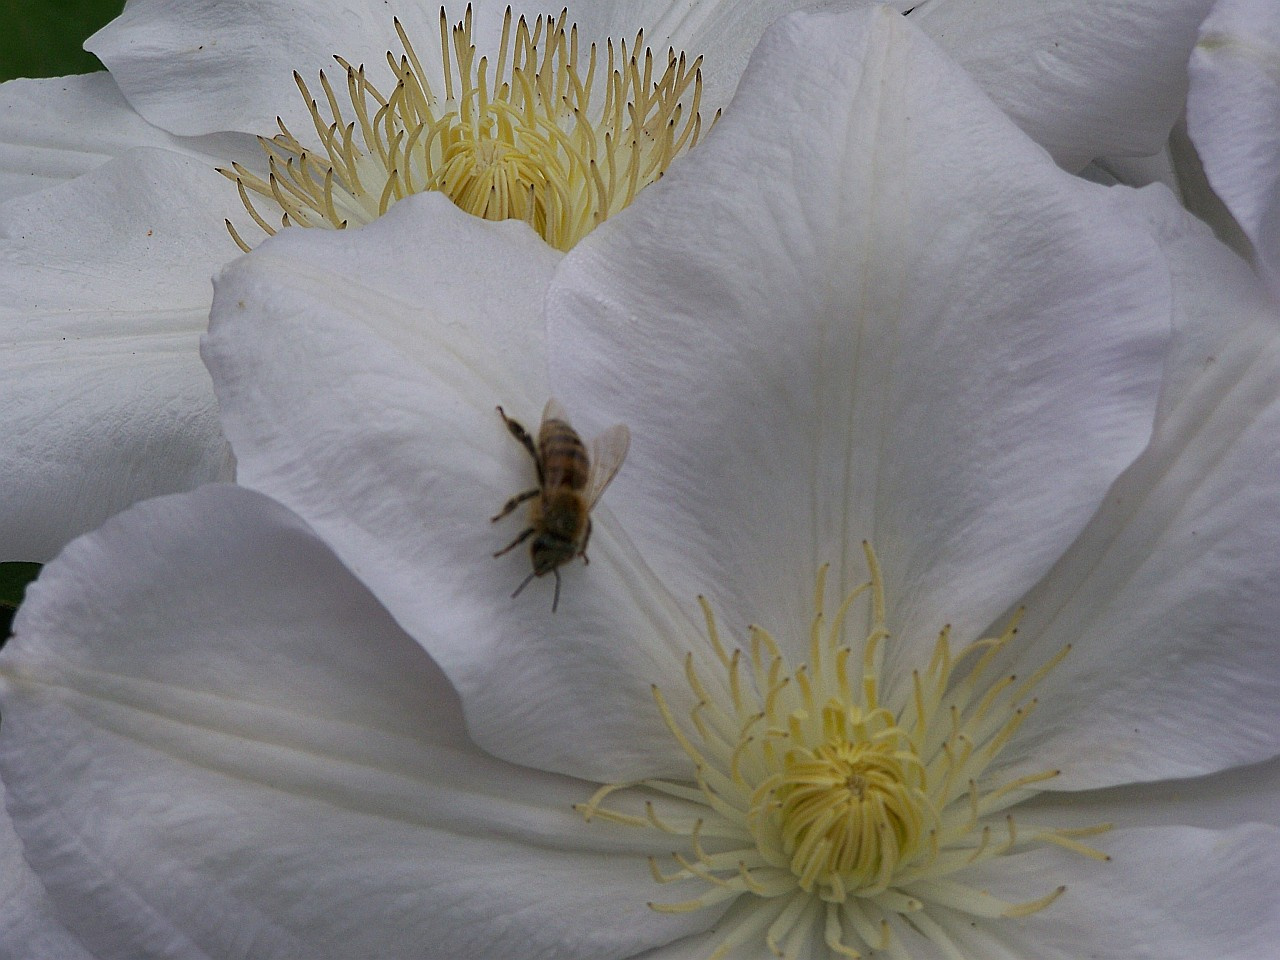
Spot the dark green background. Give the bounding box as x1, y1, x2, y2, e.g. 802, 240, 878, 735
0, 0, 123, 82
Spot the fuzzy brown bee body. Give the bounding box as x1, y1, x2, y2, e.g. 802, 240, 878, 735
492, 399, 630, 610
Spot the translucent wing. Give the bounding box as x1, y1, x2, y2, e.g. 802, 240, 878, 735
586, 424, 631, 509
541, 396, 569, 426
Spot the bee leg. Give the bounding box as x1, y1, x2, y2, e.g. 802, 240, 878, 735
580, 516, 593, 565
551, 567, 562, 612
494, 526, 535, 557
496, 406, 544, 483
511, 568, 539, 599
491, 488, 538, 522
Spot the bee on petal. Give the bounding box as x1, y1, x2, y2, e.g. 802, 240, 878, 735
491, 399, 630, 611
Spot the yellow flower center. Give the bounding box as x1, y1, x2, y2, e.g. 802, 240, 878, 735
220, 6, 710, 251
579, 543, 1110, 960
768, 709, 931, 897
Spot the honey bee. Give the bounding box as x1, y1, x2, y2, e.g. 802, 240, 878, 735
491, 399, 630, 611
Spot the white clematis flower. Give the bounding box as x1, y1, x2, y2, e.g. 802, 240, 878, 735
0, 0, 1227, 561
0, 0, 748, 562
4, 8, 1279, 959
1187, 0, 1280, 298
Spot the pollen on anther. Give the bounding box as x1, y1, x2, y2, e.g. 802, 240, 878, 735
222, 5, 710, 251
576, 544, 1108, 960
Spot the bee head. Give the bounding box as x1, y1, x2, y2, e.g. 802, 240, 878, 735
530, 533, 577, 574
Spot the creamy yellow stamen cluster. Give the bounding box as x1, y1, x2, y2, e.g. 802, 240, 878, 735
579, 544, 1109, 960
220, 5, 709, 251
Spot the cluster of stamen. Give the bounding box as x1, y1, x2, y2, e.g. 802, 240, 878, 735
578, 544, 1110, 960
220, 5, 710, 251
770, 708, 932, 899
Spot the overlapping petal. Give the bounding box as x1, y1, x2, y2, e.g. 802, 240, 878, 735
0, 68, 259, 560
1022, 755, 1280, 833
88, 0, 438, 138
0, 148, 245, 561
940, 826, 1280, 959
205, 195, 708, 780
915, 0, 1215, 170
0, 72, 201, 203
1187, 0, 1280, 296
0, 779, 93, 960
1005, 192, 1280, 789
0, 485, 713, 960
550, 7, 1168, 734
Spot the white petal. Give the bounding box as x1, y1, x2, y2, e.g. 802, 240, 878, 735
0, 147, 245, 561
1084, 146, 1180, 193
206, 195, 716, 783
1188, 0, 1280, 297
0, 779, 94, 960
549, 7, 1168, 668
1021, 755, 1280, 833
0, 72, 249, 205
0, 485, 712, 960
638, 0, 852, 122
0, 73, 158, 202
88, 0, 404, 136
1005, 190, 1280, 789
1165, 118, 1254, 263
915, 0, 1214, 170
955, 825, 1280, 960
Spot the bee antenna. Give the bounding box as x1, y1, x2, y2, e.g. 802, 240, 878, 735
551, 568, 562, 612
511, 569, 538, 599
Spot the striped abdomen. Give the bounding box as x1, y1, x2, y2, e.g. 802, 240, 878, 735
538, 418, 590, 492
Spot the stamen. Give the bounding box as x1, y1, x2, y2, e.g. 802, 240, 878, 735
222, 5, 709, 250
578, 545, 1106, 959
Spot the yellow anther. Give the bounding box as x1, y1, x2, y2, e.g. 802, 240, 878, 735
222, 5, 708, 250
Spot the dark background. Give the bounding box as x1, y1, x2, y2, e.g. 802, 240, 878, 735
0, 0, 122, 81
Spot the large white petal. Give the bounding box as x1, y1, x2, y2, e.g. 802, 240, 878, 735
1021, 755, 1280, 833
950, 826, 1280, 960
915, 0, 1214, 170
88, 0, 420, 137
549, 7, 1168, 672
0, 780, 94, 960
0, 72, 248, 205
640, 0, 867, 122
0, 485, 713, 960
998, 190, 1280, 790
207, 194, 714, 783
0, 147, 246, 562
1188, 0, 1280, 297
0, 73, 160, 203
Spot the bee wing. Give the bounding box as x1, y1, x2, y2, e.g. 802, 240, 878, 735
541, 396, 569, 426
586, 424, 631, 509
